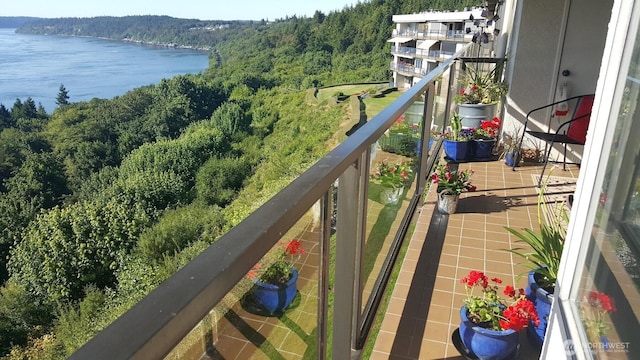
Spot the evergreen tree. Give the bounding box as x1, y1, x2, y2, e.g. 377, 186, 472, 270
56, 84, 70, 106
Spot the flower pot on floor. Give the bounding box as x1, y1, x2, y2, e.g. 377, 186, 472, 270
526, 270, 553, 349
459, 306, 520, 360
437, 191, 460, 214
472, 139, 496, 159
443, 139, 470, 162
504, 151, 521, 167
251, 268, 299, 314
458, 103, 496, 129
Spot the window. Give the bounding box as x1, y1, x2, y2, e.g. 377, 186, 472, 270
565, 12, 640, 359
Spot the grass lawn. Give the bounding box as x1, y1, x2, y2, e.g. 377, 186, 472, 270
363, 90, 403, 120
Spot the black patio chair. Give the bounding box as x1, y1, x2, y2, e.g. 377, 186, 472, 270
514, 94, 595, 187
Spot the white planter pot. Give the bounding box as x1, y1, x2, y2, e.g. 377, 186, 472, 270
437, 191, 460, 214
457, 103, 496, 129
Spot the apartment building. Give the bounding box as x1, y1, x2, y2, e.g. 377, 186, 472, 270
389, 7, 500, 88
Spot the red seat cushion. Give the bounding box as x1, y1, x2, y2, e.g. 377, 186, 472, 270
566, 95, 594, 144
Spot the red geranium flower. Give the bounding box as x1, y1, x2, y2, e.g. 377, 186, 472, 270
461, 270, 539, 331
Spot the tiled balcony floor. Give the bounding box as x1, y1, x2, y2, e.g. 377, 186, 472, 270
370, 159, 579, 360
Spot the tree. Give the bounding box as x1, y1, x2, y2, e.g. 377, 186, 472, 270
8, 198, 153, 303
0, 104, 13, 130
56, 84, 70, 106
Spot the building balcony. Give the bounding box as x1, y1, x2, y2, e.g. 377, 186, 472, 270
392, 29, 472, 42
391, 46, 455, 61
390, 63, 428, 77
69, 44, 579, 360
368, 160, 577, 359
180, 160, 575, 359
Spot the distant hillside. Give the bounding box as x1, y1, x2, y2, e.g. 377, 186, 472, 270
0, 16, 41, 28
15, 15, 249, 50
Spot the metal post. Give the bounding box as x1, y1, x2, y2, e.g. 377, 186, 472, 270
317, 189, 332, 360
417, 84, 436, 194
332, 161, 361, 359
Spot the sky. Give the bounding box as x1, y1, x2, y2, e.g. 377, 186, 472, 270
2, 0, 358, 21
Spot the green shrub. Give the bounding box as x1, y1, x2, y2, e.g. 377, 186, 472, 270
0, 282, 55, 355
195, 157, 253, 207
54, 286, 107, 356
137, 205, 227, 262
397, 136, 418, 157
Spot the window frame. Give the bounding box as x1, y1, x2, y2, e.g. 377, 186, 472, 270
546, 0, 640, 358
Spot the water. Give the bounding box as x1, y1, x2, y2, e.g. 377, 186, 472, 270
0, 28, 209, 113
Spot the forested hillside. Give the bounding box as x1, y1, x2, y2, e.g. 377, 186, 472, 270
1, 0, 480, 357
0, 17, 40, 28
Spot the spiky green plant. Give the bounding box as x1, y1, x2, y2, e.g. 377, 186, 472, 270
504, 179, 568, 290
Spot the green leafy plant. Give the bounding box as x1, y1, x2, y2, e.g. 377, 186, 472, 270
461, 270, 540, 331
441, 113, 474, 141
430, 164, 476, 194
499, 127, 523, 154
455, 63, 509, 104
247, 239, 305, 284
450, 113, 463, 139
504, 182, 568, 290
371, 161, 412, 189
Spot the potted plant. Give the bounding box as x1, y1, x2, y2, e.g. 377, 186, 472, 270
455, 63, 509, 128
457, 270, 539, 360
472, 117, 501, 159
500, 128, 523, 167
380, 120, 421, 156
370, 160, 413, 204
442, 113, 475, 161
430, 163, 476, 214
247, 239, 305, 314
503, 187, 568, 348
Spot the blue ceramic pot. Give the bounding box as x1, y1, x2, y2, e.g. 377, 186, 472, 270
504, 151, 520, 167
443, 139, 470, 161
459, 306, 519, 360
252, 268, 298, 314
472, 139, 496, 159
526, 270, 553, 349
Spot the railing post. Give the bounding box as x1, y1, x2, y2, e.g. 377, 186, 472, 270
444, 59, 458, 128
317, 188, 333, 360
417, 84, 436, 193
332, 160, 362, 359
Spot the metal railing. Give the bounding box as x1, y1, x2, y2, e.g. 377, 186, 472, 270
390, 63, 430, 76
70, 43, 478, 360
391, 46, 456, 60
392, 29, 473, 41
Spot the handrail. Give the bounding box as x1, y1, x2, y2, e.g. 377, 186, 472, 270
70, 43, 476, 360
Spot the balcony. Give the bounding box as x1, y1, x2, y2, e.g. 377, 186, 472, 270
391, 46, 455, 61
392, 29, 472, 42
70, 44, 576, 359
390, 63, 429, 77
368, 160, 578, 359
